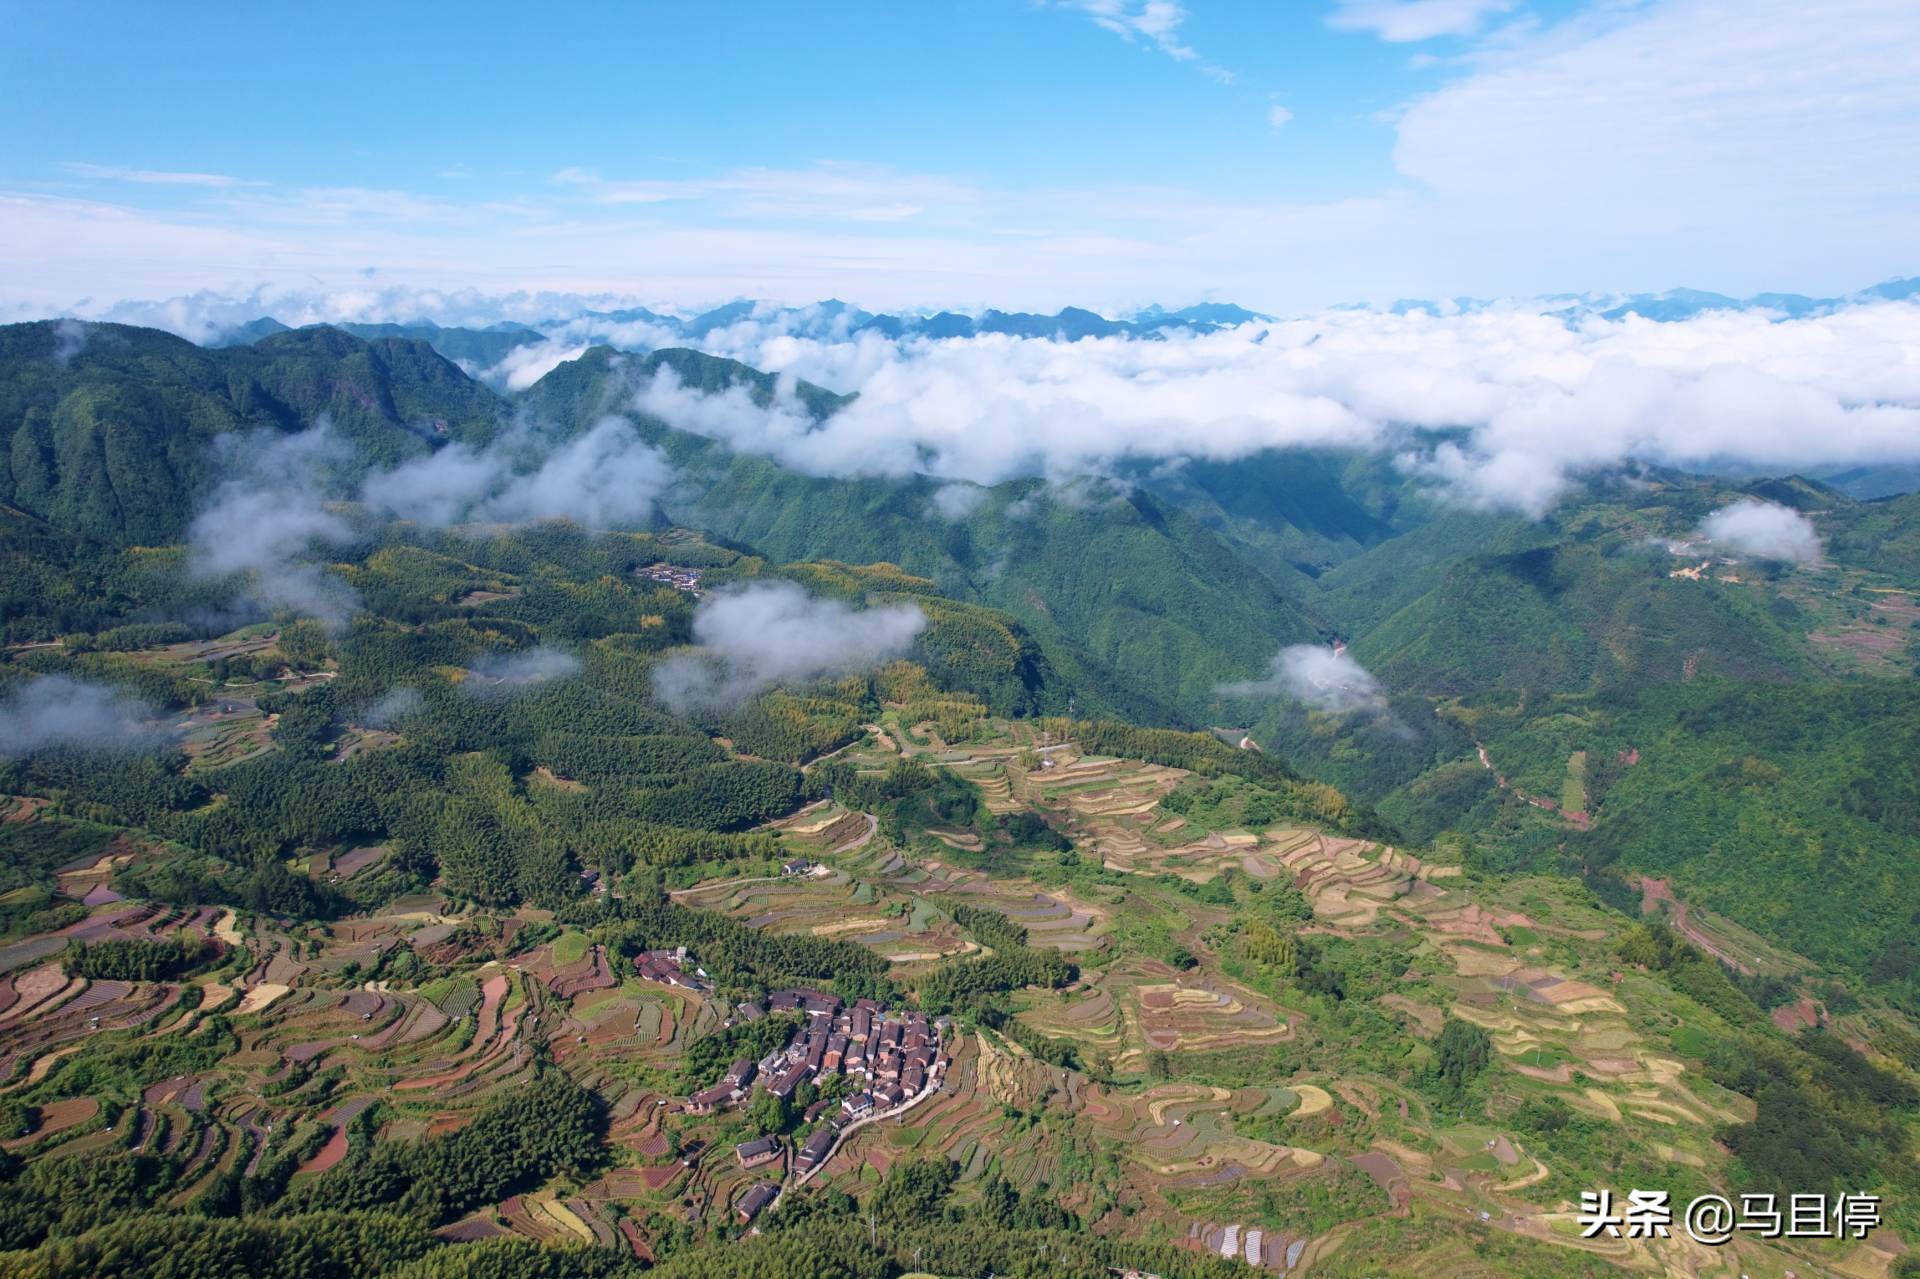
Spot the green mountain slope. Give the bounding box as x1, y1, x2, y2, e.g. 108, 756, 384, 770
1427, 679, 1920, 997
1133, 447, 1398, 577
332, 321, 547, 369
518, 347, 1328, 723
0, 322, 502, 544
1353, 541, 1810, 696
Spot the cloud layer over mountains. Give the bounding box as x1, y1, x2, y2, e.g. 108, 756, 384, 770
613, 298, 1920, 517
132, 282, 1920, 529
188, 424, 363, 626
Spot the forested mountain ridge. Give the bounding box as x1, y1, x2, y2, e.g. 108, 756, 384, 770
1228, 476, 1920, 997
0, 327, 1340, 726
515, 344, 851, 425
0, 322, 502, 545
328, 321, 548, 370
516, 347, 1335, 721
1349, 535, 1812, 698
4, 316, 1913, 712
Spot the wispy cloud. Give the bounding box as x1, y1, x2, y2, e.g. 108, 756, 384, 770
1391, 0, 1920, 285
360, 416, 672, 528
466, 647, 582, 697
62, 161, 259, 188
1060, 0, 1234, 82
186, 421, 362, 628
0, 676, 159, 758
181, 406, 673, 631
221, 185, 475, 225
8, 1, 1918, 316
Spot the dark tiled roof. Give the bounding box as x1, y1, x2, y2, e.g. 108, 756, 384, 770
737, 1183, 778, 1220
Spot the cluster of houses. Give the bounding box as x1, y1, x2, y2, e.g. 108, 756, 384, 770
641, 563, 704, 595
684, 985, 950, 1230
688, 987, 948, 1124
641, 962, 951, 1228
633, 946, 713, 995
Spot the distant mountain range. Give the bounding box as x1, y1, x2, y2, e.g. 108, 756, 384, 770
1387, 274, 1920, 322
556, 299, 1276, 344
205, 302, 1277, 367
203, 275, 1920, 374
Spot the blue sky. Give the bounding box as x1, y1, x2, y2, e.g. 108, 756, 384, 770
2, 0, 1915, 313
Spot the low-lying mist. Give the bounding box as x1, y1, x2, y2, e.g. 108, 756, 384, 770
652, 581, 927, 714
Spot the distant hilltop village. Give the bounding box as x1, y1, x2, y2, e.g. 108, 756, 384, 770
640, 563, 704, 596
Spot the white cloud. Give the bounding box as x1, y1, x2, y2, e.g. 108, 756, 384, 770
5, 0, 1919, 315
474, 340, 593, 391
360, 417, 673, 529
48, 270, 1920, 525
189, 413, 672, 628
80, 283, 676, 347
51, 317, 88, 364
1391, 0, 1920, 293
359, 442, 503, 528
1218, 645, 1390, 716
481, 419, 672, 527
1327, 0, 1515, 42
1697, 499, 1822, 563
11, 0, 1920, 327
651, 581, 927, 713
1266, 104, 1294, 130
550, 162, 977, 224
632, 365, 823, 468
218, 186, 479, 226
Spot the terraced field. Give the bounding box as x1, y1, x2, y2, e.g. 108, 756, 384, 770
713, 725, 1908, 1276
0, 716, 1903, 1278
